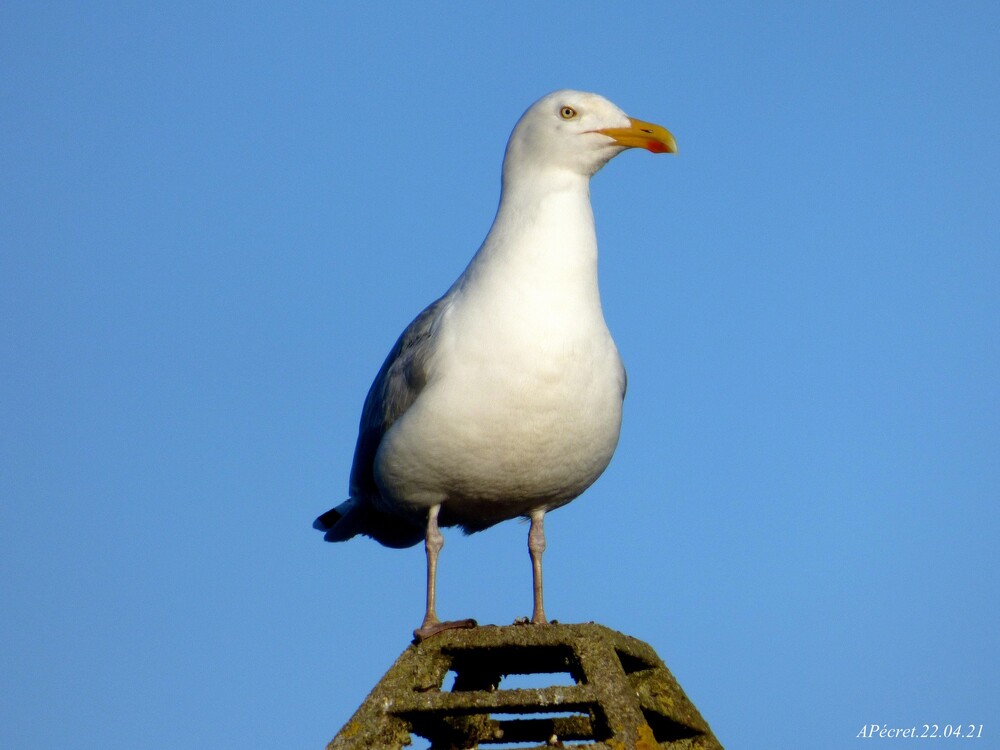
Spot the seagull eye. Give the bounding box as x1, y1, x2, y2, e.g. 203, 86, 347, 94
559, 106, 577, 120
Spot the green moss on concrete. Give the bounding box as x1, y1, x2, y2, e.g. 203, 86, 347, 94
326, 622, 723, 750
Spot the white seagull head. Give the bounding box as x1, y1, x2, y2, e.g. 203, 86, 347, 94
503, 90, 677, 180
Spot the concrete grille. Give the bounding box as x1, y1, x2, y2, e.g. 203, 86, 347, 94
328, 622, 723, 749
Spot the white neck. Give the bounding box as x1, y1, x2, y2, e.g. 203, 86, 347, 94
455, 167, 600, 309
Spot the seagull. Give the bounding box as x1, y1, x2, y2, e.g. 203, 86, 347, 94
314, 90, 676, 640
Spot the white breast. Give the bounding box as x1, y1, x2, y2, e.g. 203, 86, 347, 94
372, 177, 626, 526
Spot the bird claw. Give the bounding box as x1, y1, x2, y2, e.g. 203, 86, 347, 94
413, 618, 477, 643
514, 616, 557, 626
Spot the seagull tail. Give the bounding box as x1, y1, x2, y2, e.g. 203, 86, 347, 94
312, 497, 424, 549
312, 498, 358, 540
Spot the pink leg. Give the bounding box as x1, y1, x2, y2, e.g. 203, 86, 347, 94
529, 510, 548, 625
413, 504, 477, 642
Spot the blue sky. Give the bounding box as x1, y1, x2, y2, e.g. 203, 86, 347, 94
2, 2, 997, 748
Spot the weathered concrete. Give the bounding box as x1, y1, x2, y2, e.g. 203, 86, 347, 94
327, 622, 723, 749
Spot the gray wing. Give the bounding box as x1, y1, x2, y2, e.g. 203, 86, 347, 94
313, 295, 447, 547
313, 296, 448, 548
349, 295, 448, 502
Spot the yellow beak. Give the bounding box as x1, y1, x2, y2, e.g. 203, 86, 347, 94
597, 117, 677, 154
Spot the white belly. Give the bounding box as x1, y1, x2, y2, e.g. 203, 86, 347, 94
373, 308, 625, 527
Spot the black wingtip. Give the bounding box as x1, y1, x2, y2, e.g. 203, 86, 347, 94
312, 507, 343, 532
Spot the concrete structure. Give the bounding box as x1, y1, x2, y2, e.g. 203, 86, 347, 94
328, 622, 723, 749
